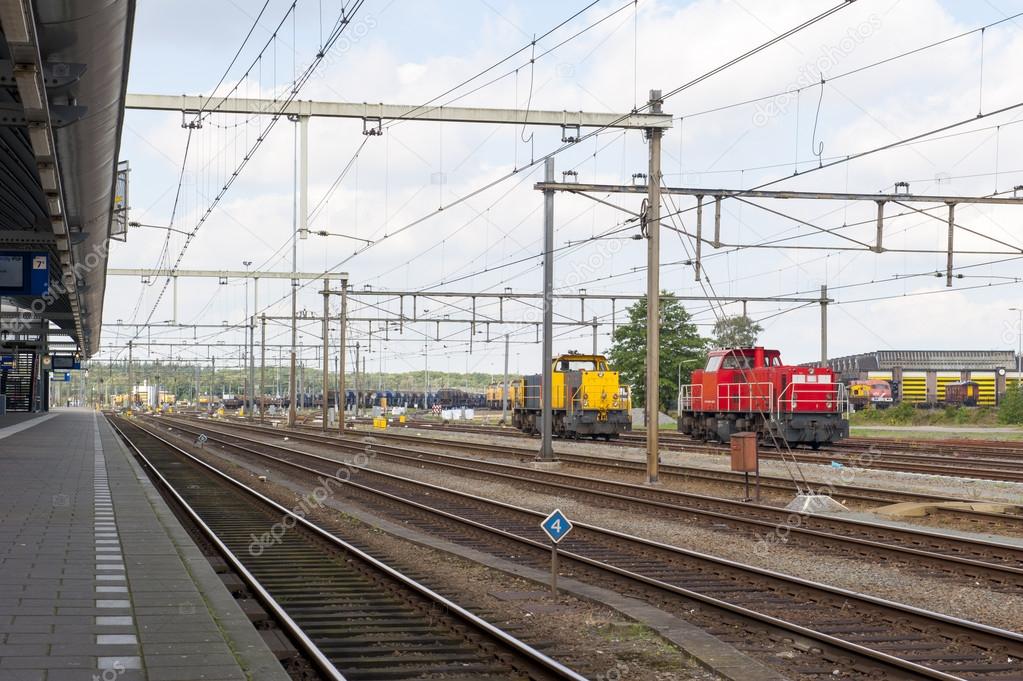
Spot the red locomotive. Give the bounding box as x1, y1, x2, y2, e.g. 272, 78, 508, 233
677, 347, 849, 448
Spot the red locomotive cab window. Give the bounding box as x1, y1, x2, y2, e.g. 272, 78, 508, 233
721, 355, 753, 370
705, 355, 723, 372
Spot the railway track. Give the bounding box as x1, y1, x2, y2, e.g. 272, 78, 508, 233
233, 415, 1022, 529
839, 436, 1023, 457
605, 431, 1023, 482
152, 415, 1023, 590
343, 418, 1023, 483
133, 414, 1023, 680
108, 415, 587, 681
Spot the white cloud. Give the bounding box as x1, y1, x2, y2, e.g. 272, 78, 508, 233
107, 0, 1023, 375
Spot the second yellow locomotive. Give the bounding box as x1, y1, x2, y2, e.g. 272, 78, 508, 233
511, 353, 632, 439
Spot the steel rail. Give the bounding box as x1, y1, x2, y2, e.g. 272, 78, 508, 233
107, 418, 348, 681
228, 415, 1023, 518
157, 415, 1023, 586
364, 418, 1023, 485
140, 415, 1023, 680
109, 416, 588, 681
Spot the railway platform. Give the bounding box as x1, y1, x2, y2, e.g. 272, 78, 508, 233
0, 408, 289, 681
0, 412, 55, 435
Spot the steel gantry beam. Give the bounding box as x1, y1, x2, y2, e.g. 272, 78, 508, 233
104, 271, 822, 304
534, 183, 1023, 206
125, 92, 675, 468
107, 268, 347, 281
539, 181, 1023, 286
125, 94, 673, 131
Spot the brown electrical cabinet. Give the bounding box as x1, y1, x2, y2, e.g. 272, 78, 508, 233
730, 432, 758, 472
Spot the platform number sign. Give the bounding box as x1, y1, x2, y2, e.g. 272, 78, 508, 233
540, 508, 573, 544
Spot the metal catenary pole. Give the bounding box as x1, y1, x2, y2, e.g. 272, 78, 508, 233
501, 333, 509, 425
645, 89, 663, 485
539, 157, 555, 462
288, 118, 299, 427
248, 315, 254, 420
127, 340, 133, 409
259, 314, 266, 424
820, 284, 828, 366
338, 282, 348, 434
322, 282, 330, 431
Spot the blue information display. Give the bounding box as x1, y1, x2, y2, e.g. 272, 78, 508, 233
0, 252, 48, 296
0, 355, 14, 369
540, 508, 573, 544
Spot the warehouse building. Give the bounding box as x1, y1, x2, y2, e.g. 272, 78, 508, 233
820, 350, 1017, 406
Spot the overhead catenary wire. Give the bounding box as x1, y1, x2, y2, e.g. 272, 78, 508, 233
677, 11, 1023, 121
122, 0, 370, 354
112, 0, 1023, 382
108, 0, 874, 372
231, 1, 860, 332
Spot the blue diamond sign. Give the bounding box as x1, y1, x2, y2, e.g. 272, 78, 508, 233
540, 508, 573, 544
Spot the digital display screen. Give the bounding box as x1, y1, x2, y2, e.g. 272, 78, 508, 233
0, 255, 23, 288
52, 355, 76, 370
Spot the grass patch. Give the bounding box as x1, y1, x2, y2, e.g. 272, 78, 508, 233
849, 403, 999, 427
850, 427, 1023, 441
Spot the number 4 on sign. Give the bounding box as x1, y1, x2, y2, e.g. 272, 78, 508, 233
540, 508, 573, 543
540, 509, 573, 595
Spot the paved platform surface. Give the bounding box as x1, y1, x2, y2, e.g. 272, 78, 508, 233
0, 411, 53, 435
0, 409, 289, 681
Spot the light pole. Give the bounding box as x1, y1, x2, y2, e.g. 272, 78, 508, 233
1011, 307, 1023, 376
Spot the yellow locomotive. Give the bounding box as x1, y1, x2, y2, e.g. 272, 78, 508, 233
511, 353, 632, 439
484, 382, 522, 409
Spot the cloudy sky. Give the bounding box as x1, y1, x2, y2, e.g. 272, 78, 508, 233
104, 0, 1023, 379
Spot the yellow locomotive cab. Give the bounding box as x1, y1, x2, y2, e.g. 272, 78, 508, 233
511, 352, 632, 439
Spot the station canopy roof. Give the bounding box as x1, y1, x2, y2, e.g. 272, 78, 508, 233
0, 0, 134, 357
823, 350, 1017, 373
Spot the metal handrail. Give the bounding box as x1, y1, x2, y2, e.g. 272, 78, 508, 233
776, 381, 847, 415
717, 382, 775, 417
680, 380, 848, 417
678, 383, 702, 411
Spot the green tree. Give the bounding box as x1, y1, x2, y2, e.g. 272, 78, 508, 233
998, 384, 1023, 425
607, 292, 707, 413
711, 315, 763, 349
